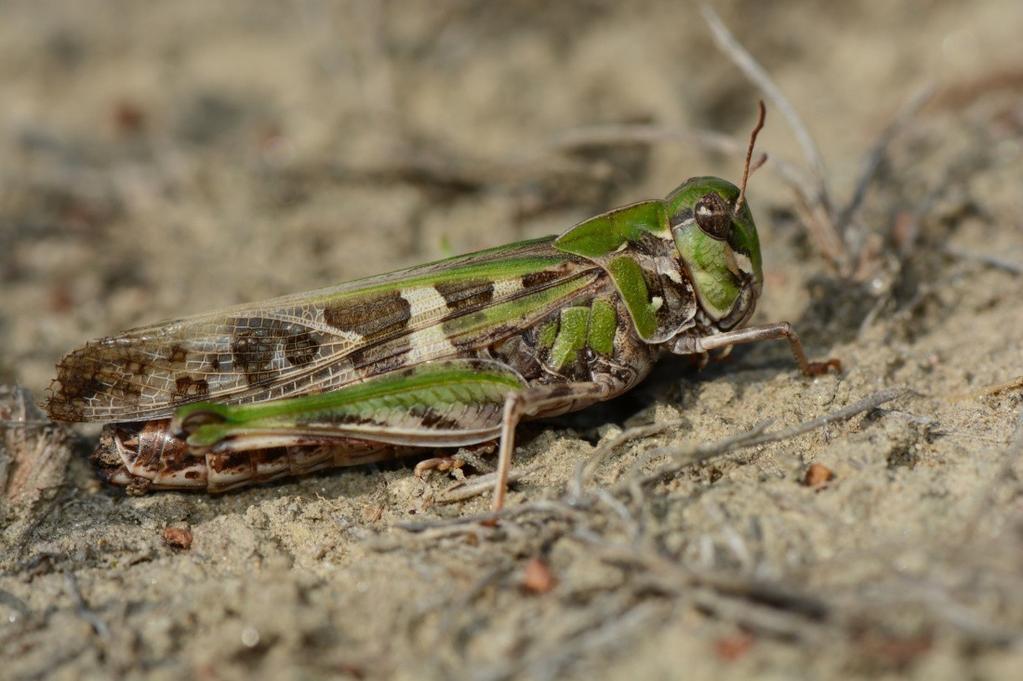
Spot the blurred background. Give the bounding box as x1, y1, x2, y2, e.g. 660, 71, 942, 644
3, 2, 1023, 679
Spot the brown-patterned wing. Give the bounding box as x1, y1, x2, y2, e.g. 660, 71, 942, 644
46, 238, 601, 422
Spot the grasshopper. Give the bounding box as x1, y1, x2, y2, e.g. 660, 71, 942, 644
44, 103, 838, 509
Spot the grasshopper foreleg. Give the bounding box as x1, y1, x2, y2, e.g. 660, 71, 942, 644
692, 322, 841, 376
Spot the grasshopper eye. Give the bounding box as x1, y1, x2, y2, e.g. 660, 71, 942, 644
694, 193, 732, 240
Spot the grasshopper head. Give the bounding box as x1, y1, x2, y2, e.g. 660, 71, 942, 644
665, 101, 767, 331
664, 176, 763, 329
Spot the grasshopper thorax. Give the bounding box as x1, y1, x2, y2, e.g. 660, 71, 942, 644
553, 175, 765, 345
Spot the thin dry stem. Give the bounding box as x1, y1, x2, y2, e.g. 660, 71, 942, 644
943, 246, 1023, 275
837, 83, 935, 236
436, 464, 537, 503
548, 123, 737, 156
626, 388, 905, 491
701, 5, 851, 274
701, 5, 831, 206
1, 387, 70, 514
949, 375, 1023, 402
569, 420, 680, 499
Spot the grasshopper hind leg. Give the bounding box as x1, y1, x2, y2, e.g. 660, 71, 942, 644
203, 442, 403, 492
156, 361, 626, 504
492, 382, 611, 511
94, 421, 406, 493
94, 421, 203, 493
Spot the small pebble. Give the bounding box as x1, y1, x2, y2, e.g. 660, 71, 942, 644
162, 526, 193, 550
803, 463, 835, 489
522, 557, 556, 594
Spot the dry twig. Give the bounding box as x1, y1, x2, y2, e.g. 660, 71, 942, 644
943, 246, 1023, 275
701, 5, 848, 271
625, 388, 905, 491
701, 6, 935, 282
436, 465, 538, 503
1, 387, 72, 563
569, 420, 680, 499
701, 5, 830, 201
549, 123, 737, 156
837, 84, 935, 237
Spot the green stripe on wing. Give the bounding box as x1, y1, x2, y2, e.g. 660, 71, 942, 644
175, 359, 527, 448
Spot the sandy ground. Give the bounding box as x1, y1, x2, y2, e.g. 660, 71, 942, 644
2, 1, 1023, 679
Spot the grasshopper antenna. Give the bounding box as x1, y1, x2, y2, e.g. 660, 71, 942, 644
734, 99, 766, 215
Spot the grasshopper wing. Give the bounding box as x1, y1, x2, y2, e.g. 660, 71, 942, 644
47, 238, 600, 422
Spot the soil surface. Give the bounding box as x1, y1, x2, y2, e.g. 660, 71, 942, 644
2, 2, 1023, 680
